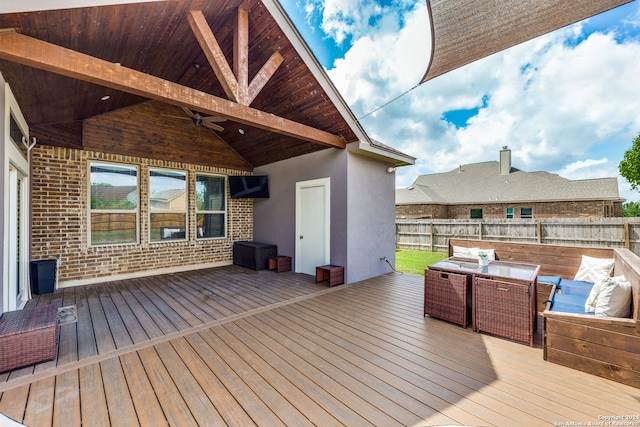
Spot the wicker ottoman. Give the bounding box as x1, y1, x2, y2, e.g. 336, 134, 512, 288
0, 305, 58, 372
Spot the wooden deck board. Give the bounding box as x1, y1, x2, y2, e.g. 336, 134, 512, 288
1, 267, 638, 426
100, 358, 141, 427
118, 352, 168, 427
22, 377, 55, 427
78, 364, 110, 427
52, 370, 80, 427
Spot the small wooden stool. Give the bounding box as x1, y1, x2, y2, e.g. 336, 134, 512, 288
268, 256, 292, 273
315, 265, 344, 287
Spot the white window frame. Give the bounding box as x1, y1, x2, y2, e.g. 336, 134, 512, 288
520, 207, 533, 219
149, 168, 188, 243
88, 161, 139, 247
195, 173, 227, 240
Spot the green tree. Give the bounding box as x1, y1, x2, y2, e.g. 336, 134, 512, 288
619, 132, 640, 191
622, 201, 640, 217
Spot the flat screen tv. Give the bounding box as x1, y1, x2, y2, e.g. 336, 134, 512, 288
229, 175, 269, 199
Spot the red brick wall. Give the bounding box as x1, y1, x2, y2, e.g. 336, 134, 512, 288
397, 200, 623, 219
31, 145, 253, 286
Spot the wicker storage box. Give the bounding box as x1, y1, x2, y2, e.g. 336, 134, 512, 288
424, 268, 471, 327
474, 277, 535, 346
0, 305, 58, 372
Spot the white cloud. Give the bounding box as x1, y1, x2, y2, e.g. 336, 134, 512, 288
323, 5, 640, 202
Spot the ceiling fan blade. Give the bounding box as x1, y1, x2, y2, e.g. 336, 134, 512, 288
203, 122, 224, 132
202, 116, 227, 123
181, 107, 197, 119
162, 114, 192, 121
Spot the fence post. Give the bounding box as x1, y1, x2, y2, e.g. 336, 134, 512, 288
430, 222, 434, 252
624, 222, 630, 249
479, 220, 483, 240
536, 220, 542, 244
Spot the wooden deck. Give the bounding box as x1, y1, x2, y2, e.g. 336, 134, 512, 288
0, 266, 638, 426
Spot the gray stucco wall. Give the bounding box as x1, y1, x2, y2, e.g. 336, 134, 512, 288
346, 153, 398, 281
254, 145, 397, 284
254, 148, 348, 274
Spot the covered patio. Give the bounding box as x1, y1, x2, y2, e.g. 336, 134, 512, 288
0, 267, 637, 426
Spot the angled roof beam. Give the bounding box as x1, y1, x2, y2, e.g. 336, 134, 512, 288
188, 9, 283, 107
0, 30, 345, 149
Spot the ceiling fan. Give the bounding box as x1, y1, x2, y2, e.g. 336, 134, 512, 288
163, 63, 226, 132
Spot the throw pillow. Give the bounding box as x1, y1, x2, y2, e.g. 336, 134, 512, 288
573, 255, 614, 284
585, 278, 606, 313
595, 276, 632, 317
453, 246, 475, 259
468, 247, 496, 261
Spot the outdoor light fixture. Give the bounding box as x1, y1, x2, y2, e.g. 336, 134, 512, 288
387, 166, 396, 173
100, 95, 110, 101
238, 129, 245, 135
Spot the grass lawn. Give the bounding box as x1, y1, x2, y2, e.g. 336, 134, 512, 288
395, 249, 448, 276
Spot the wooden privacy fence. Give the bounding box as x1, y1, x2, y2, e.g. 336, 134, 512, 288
396, 218, 640, 256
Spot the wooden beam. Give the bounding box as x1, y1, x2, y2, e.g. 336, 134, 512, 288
247, 51, 283, 106
189, 9, 283, 107
187, 10, 238, 102
0, 30, 345, 149
234, 5, 249, 104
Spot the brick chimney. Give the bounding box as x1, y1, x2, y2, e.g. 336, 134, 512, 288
500, 146, 511, 175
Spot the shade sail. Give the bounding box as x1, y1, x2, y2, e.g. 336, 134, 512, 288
421, 0, 634, 83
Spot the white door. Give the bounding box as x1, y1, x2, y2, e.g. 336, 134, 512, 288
295, 178, 330, 275
8, 165, 27, 310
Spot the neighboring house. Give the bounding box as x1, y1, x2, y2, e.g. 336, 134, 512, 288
396, 147, 625, 219
0, 0, 414, 314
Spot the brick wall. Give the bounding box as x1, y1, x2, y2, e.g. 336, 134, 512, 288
31, 145, 253, 286
397, 200, 623, 219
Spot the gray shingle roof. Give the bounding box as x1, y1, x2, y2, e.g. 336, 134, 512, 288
397, 161, 623, 205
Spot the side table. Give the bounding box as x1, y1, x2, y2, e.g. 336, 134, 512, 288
315, 265, 344, 287
268, 256, 292, 273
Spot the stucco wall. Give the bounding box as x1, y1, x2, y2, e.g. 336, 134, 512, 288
253, 148, 348, 275
254, 147, 397, 284
346, 152, 397, 281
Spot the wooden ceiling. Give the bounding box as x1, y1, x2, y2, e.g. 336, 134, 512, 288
0, 0, 359, 169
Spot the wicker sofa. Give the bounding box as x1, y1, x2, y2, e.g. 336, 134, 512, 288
448, 239, 640, 388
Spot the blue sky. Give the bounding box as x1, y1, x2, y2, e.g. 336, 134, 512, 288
279, 0, 640, 202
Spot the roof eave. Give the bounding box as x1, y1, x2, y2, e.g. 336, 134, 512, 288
347, 141, 415, 167
262, 0, 370, 145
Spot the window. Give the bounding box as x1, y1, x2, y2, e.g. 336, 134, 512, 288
506, 207, 514, 219
149, 169, 187, 242
90, 162, 138, 245
520, 207, 533, 218
196, 174, 226, 239
470, 208, 483, 219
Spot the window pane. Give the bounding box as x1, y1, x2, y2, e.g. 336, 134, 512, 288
196, 176, 225, 211
91, 213, 136, 245
91, 164, 137, 209
506, 207, 513, 219
197, 213, 225, 238
150, 213, 186, 241
150, 170, 186, 211
521, 207, 533, 218
470, 208, 483, 219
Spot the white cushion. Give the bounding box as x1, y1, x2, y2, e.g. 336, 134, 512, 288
573, 255, 614, 284
595, 276, 632, 317
584, 278, 605, 313
452, 246, 475, 258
